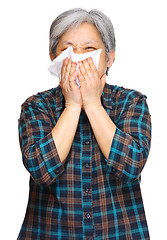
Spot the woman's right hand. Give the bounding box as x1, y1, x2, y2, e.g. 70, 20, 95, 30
60, 58, 82, 109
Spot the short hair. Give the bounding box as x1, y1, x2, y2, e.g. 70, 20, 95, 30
49, 8, 116, 74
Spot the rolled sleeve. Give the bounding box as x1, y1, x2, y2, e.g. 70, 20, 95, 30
18, 101, 64, 185
106, 94, 151, 183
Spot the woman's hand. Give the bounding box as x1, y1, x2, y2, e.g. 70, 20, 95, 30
60, 58, 82, 109
78, 57, 106, 111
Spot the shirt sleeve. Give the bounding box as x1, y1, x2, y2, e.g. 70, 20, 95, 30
18, 100, 64, 185
106, 93, 151, 183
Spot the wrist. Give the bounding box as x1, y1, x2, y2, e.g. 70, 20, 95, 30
65, 104, 82, 113
84, 102, 102, 113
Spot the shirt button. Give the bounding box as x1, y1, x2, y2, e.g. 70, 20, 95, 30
112, 167, 117, 173
85, 186, 90, 193
84, 140, 90, 145
55, 169, 60, 174
84, 163, 90, 168
86, 213, 91, 219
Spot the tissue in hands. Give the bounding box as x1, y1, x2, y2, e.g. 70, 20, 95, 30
48, 46, 102, 87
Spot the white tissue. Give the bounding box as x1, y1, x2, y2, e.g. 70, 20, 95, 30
48, 46, 102, 87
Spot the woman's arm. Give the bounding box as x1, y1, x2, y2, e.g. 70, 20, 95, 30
18, 58, 82, 185
85, 94, 151, 184
78, 57, 151, 184
85, 104, 116, 160
53, 57, 82, 162
19, 103, 81, 185
51, 106, 81, 162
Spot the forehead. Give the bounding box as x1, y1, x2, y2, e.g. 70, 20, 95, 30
59, 22, 103, 44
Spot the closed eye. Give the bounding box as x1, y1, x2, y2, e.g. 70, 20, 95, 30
86, 47, 96, 50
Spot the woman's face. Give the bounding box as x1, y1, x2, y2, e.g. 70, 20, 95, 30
53, 22, 115, 78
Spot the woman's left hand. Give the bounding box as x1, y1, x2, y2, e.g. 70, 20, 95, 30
78, 57, 106, 111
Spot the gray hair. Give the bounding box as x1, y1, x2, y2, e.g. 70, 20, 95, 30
49, 8, 116, 74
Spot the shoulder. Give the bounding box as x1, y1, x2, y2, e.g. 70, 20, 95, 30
105, 83, 147, 106
22, 86, 59, 105
104, 83, 150, 122
20, 85, 62, 115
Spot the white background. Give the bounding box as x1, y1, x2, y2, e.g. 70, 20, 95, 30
0, 0, 166, 239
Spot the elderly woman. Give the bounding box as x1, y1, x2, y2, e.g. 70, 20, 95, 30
18, 8, 151, 240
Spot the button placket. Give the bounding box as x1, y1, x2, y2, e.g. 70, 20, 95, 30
81, 117, 94, 239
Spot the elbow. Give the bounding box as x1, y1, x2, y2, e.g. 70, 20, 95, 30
121, 152, 149, 184
121, 168, 142, 184
108, 142, 150, 184
22, 147, 59, 186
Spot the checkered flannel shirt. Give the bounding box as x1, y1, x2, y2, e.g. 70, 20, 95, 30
17, 83, 151, 240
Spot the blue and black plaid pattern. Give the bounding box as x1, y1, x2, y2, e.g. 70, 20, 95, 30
18, 83, 151, 239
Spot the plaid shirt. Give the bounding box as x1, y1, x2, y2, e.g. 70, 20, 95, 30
18, 83, 151, 240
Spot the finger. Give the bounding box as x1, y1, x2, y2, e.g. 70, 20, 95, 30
68, 63, 79, 89
69, 70, 79, 90
68, 62, 77, 82
87, 57, 99, 79
61, 58, 68, 82
78, 62, 87, 86
78, 61, 90, 82
82, 58, 95, 80
63, 58, 72, 83
77, 68, 86, 88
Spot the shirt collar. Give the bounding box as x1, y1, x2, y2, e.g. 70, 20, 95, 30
54, 85, 65, 111
101, 83, 113, 109
54, 83, 112, 111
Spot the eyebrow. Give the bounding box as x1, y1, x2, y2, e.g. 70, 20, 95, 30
61, 40, 97, 46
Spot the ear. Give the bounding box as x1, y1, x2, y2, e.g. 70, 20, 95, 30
106, 50, 115, 68
50, 52, 55, 61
